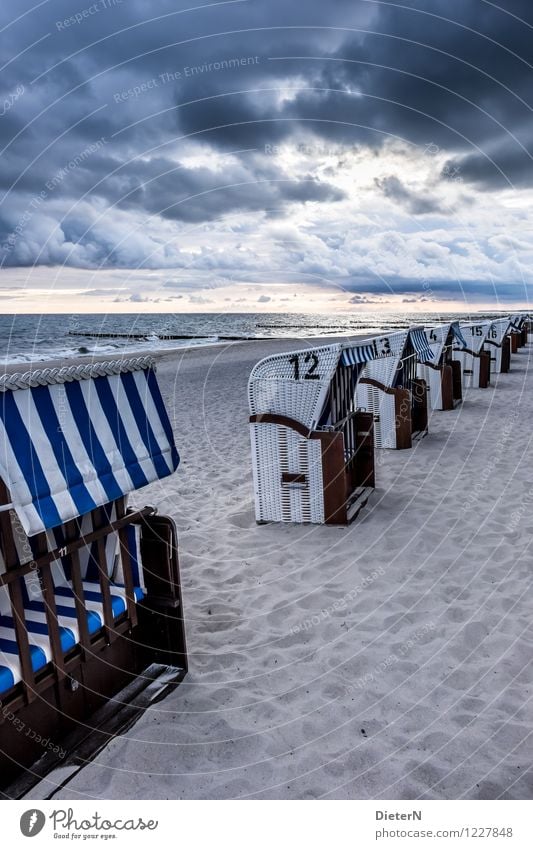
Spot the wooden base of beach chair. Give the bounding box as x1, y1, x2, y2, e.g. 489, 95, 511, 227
394, 379, 428, 447
346, 486, 373, 523
0, 513, 187, 790
479, 351, 491, 387
419, 362, 461, 411
5, 662, 184, 799
451, 361, 463, 406
0, 617, 186, 791
501, 337, 511, 373
511, 333, 519, 354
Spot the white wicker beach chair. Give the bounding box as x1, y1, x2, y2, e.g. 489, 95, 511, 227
355, 328, 430, 448
248, 341, 377, 524
485, 318, 512, 374
509, 313, 528, 351
453, 321, 493, 388
417, 322, 464, 411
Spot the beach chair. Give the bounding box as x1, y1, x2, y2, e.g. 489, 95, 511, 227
509, 314, 528, 351
0, 357, 187, 788
484, 318, 512, 374
355, 328, 430, 448
248, 340, 379, 524
417, 322, 464, 411
453, 321, 493, 388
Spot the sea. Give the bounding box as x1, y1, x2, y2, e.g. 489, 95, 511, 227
0, 311, 511, 365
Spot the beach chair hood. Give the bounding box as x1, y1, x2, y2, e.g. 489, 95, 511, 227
0, 357, 179, 537
408, 327, 436, 364
450, 322, 467, 348
458, 321, 493, 352
248, 335, 401, 431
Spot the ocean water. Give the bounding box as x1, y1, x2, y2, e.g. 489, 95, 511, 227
0, 311, 510, 365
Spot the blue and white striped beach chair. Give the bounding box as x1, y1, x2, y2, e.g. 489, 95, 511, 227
0, 356, 186, 787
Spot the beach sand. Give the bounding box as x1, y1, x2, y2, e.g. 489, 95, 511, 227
36, 337, 533, 800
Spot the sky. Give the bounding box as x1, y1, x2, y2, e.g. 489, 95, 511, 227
0, 0, 532, 313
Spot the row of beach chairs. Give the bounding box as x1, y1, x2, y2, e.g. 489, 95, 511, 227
248, 315, 530, 525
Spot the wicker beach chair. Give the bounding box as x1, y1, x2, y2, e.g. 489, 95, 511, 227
509, 314, 528, 351
453, 321, 493, 388
485, 318, 512, 374
355, 328, 430, 449
417, 322, 465, 411
249, 340, 378, 525
0, 357, 187, 788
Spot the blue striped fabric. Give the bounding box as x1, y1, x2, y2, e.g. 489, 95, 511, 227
0, 581, 144, 695
409, 328, 435, 363
0, 363, 179, 537
450, 322, 468, 349
340, 341, 382, 367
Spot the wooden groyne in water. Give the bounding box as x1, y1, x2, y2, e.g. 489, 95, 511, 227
67, 330, 260, 341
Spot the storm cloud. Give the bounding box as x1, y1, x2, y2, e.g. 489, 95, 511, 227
0, 0, 532, 304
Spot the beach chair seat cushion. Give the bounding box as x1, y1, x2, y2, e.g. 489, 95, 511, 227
0, 581, 144, 695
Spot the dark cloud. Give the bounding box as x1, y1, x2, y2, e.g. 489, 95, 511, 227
1, 0, 533, 273
374, 175, 445, 214
342, 275, 531, 303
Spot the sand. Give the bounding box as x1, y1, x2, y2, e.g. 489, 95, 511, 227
34, 336, 533, 800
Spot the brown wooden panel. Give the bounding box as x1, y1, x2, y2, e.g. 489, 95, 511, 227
411, 379, 428, 434
353, 411, 375, 489
138, 514, 188, 671
501, 337, 511, 373
33, 532, 67, 693
440, 365, 454, 410
7, 578, 36, 705
69, 544, 91, 659
116, 497, 138, 628
0, 480, 36, 705
451, 360, 463, 403
394, 388, 412, 449
358, 377, 397, 395
479, 350, 491, 388
511, 333, 519, 354
320, 431, 348, 525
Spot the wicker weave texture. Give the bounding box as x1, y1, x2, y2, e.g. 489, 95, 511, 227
417, 364, 443, 410
250, 423, 325, 523
454, 349, 480, 388
355, 383, 398, 448
248, 344, 341, 429
459, 322, 492, 353
423, 323, 450, 365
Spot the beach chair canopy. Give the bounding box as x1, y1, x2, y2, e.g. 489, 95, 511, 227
249, 335, 403, 430
350, 329, 408, 384
0, 357, 179, 538
450, 322, 468, 349
417, 322, 467, 364
488, 317, 512, 344
457, 321, 493, 353
408, 327, 435, 363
